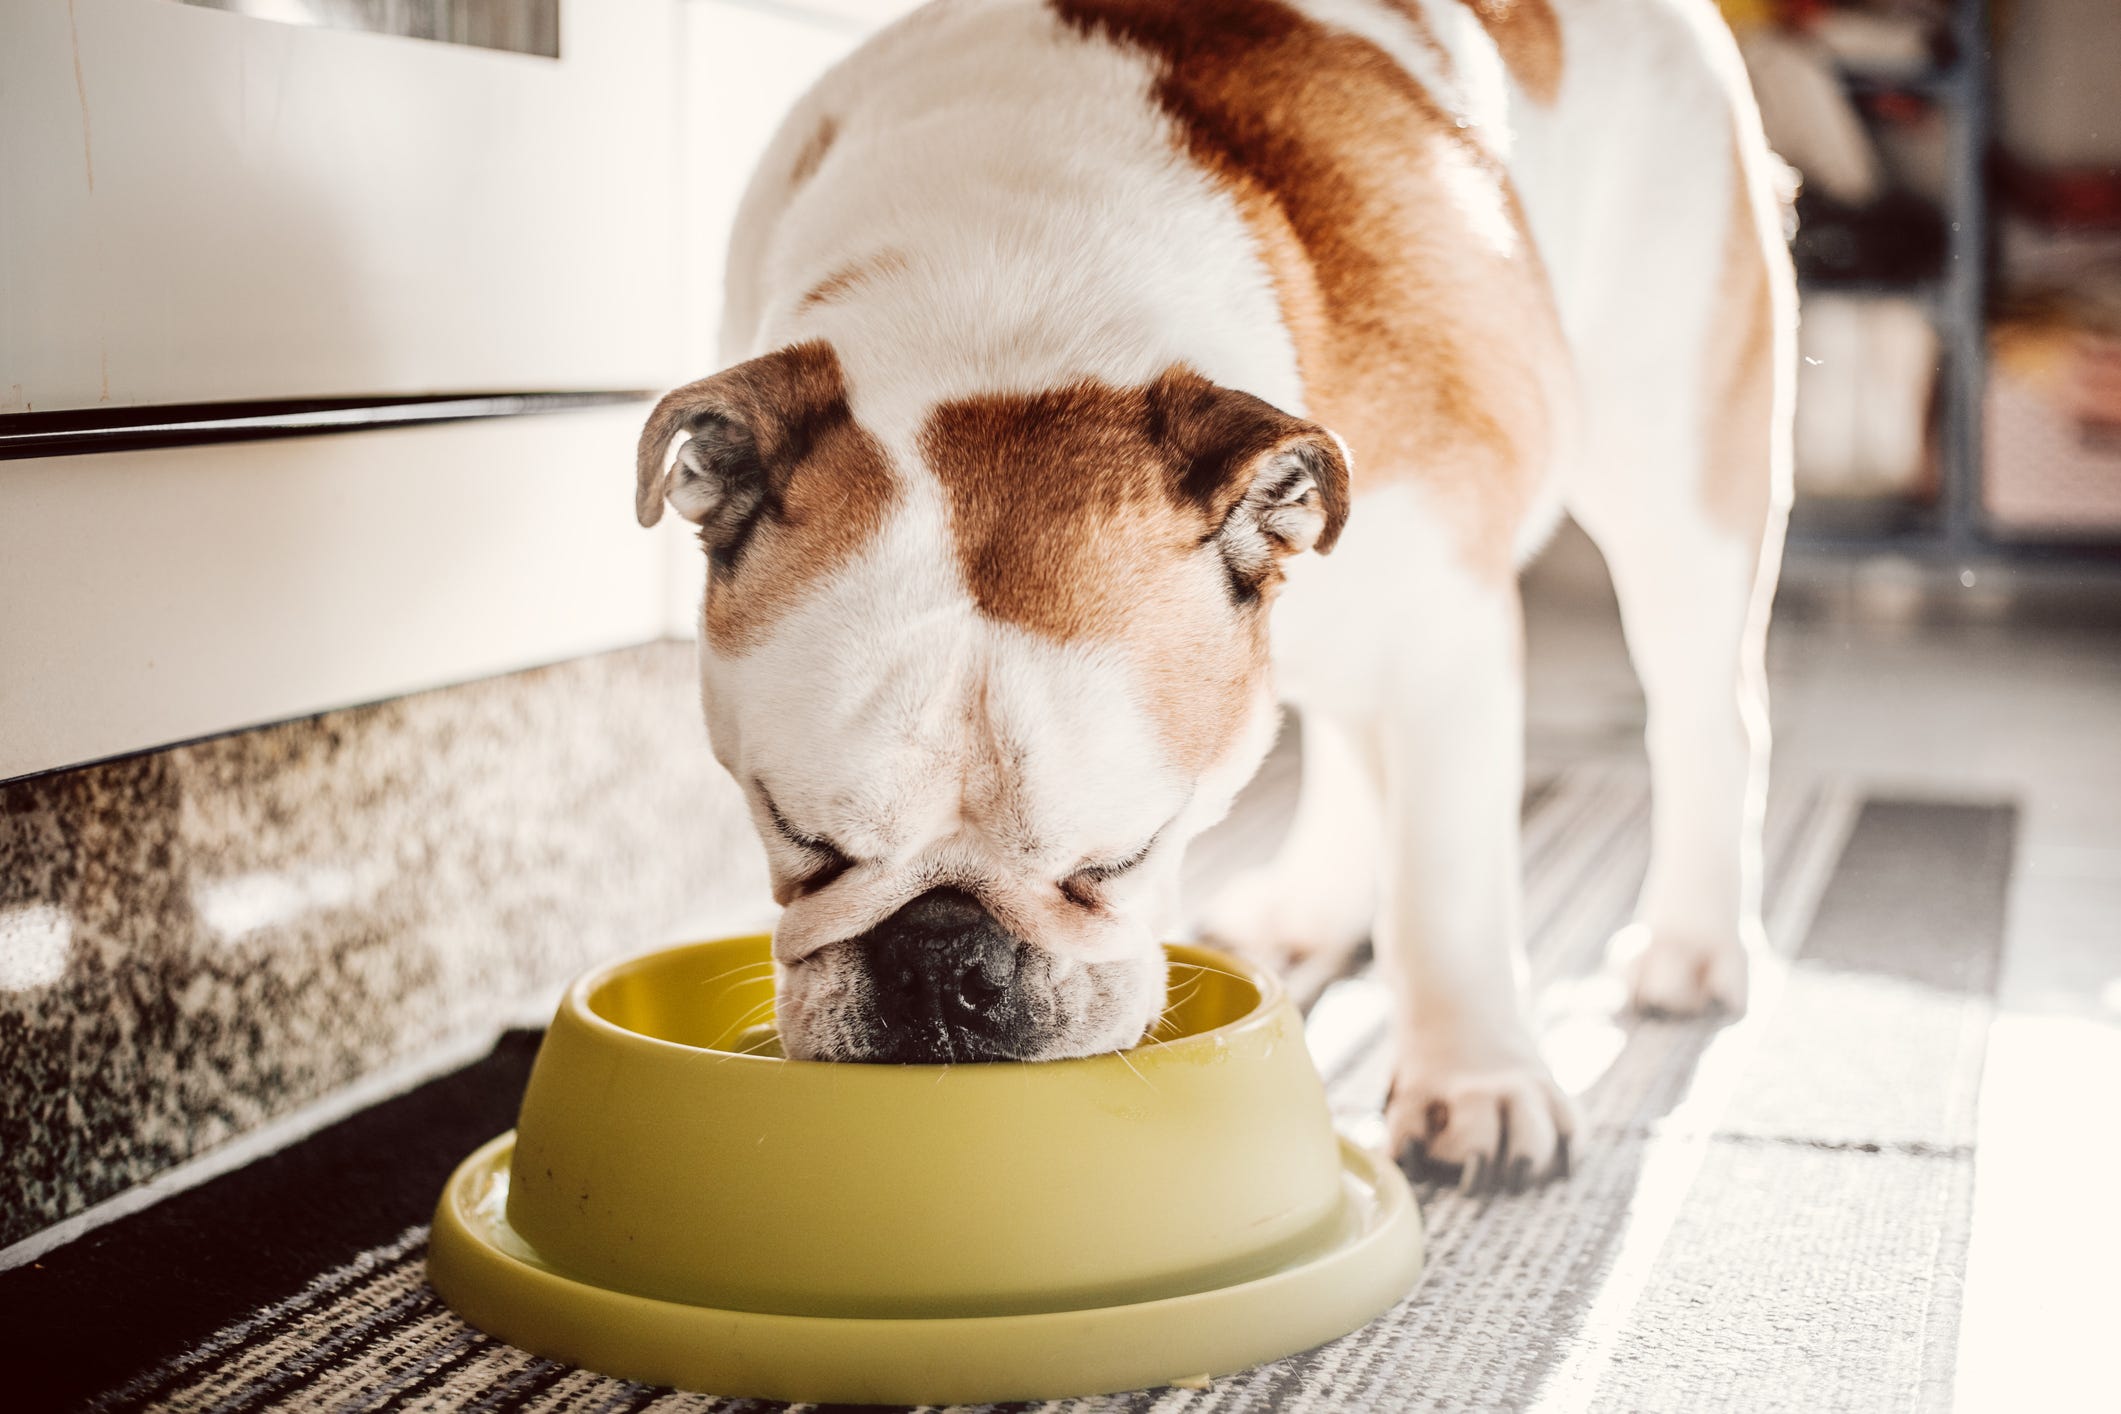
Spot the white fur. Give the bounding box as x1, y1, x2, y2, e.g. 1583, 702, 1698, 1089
701, 0, 1305, 1062
683, 0, 1792, 1184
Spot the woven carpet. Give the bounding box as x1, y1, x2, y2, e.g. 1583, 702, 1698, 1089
4, 767, 2017, 1412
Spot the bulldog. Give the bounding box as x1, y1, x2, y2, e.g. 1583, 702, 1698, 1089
636, 0, 1791, 1191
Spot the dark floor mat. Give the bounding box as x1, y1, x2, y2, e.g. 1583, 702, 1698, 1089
0, 1031, 542, 1413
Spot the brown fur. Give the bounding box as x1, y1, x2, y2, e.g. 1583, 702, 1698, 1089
918, 368, 1343, 770
788, 115, 838, 188
1700, 139, 1777, 551
1052, 0, 1570, 582
637, 342, 897, 654
800, 250, 910, 310
1458, 0, 1563, 105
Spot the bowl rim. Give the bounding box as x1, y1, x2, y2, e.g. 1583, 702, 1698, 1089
561, 934, 1287, 1072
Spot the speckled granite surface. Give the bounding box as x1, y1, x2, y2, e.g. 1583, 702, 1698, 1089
0, 643, 768, 1250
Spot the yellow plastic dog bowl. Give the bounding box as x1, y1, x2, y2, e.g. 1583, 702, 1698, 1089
428, 936, 1423, 1403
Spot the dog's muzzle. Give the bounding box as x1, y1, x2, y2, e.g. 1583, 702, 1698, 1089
842, 886, 1038, 1062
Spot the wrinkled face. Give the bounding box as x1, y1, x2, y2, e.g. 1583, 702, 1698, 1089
636, 342, 1347, 1062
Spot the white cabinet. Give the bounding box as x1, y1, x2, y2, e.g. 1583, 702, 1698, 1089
1, 0, 681, 413
0, 0, 880, 780
0, 407, 673, 780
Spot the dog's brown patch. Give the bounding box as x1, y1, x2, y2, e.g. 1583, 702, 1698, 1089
1053, 0, 1569, 582
708, 345, 895, 653
788, 115, 838, 188
920, 369, 1338, 771
1458, 0, 1562, 105
1700, 141, 1778, 551
799, 250, 911, 311
641, 342, 897, 654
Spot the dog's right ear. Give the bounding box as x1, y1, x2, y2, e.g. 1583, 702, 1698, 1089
634, 342, 843, 547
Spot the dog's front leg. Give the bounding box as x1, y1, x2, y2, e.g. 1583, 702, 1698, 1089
1374, 574, 1575, 1193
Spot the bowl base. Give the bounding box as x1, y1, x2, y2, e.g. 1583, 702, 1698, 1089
428, 1132, 1423, 1405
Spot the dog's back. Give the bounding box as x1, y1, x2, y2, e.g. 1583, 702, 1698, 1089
721, 0, 1782, 575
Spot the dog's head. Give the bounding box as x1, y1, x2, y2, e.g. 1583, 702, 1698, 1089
637, 340, 1348, 1062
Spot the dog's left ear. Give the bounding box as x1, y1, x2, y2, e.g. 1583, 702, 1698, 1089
1149, 368, 1352, 590
634, 341, 846, 537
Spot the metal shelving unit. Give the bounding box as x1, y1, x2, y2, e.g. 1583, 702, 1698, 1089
1786, 0, 2121, 567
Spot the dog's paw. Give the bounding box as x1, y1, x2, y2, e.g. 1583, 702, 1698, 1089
1616, 921, 1751, 1017
1386, 1050, 1576, 1194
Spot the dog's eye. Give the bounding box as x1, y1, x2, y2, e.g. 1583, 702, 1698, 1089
791, 846, 854, 895
759, 784, 856, 894
1058, 837, 1156, 909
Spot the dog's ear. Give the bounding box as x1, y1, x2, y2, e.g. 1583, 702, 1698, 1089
634, 343, 843, 547
1149, 368, 1352, 592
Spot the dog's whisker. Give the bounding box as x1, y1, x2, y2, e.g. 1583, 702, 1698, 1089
726, 999, 780, 1031
728, 1024, 788, 1058
1160, 974, 1207, 1009
709, 996, 786, 1053
1165, 959, 1255, 984
689, 959, 779, 993
1145, 975, 1208, 1037
1111, 1042, 1158, 1094
702, 959, 779, 979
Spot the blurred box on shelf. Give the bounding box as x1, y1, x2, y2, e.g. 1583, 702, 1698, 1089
1797, 292, 1939, 500
1997, 162, 2121, 234
1995, 0, 2121, 173
1987, 309, 2121, 535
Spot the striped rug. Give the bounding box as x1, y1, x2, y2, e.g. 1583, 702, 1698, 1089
38, 768, 2018, 1412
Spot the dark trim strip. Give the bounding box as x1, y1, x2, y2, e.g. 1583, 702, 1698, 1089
0, 392, 652, 461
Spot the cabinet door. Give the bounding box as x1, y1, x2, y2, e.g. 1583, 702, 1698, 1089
1, 0, 680, 413
0, 406, 670, 780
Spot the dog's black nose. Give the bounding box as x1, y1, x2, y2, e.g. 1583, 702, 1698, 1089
858, 887, 1030, 1061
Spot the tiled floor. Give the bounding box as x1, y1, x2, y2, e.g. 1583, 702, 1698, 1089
1521, 527, 2121, 1412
